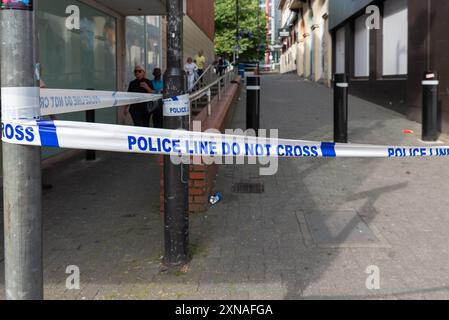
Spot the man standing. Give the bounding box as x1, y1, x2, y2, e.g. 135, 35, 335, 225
194, 50, 206, 85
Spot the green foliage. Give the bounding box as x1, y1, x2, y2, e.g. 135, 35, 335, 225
215, 0, 268, 61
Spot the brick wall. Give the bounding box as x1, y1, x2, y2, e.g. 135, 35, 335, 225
160, 76, 242, 214
186, 0, 215, 41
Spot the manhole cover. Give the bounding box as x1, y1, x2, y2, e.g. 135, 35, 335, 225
232, 182, 265, 194
304, 210, 386, 248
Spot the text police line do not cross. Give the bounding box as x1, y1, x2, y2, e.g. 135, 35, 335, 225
4, 119, 449, 162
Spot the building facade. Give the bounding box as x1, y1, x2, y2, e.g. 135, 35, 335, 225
1, 0, 215, 160
260, 0, 282, 64
278, 0, 332, 86
329, 0, 449, 133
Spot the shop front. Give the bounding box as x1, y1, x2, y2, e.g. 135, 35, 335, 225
36, 0, 163, 159
38, 0, 119, 158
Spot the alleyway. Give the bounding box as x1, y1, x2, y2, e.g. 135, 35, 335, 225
2, 74, 449, 299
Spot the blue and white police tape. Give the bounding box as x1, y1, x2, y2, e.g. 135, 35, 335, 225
1, 87, 163, 118
163, 94, 190, 117
2, 119, 449, 158
40, 89, 163, 116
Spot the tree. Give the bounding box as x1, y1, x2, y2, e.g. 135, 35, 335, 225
215, 0, 268, 62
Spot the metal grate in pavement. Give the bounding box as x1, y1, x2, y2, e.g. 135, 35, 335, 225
232, 182, 265, 194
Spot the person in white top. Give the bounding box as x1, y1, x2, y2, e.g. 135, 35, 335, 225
184, 57, 198, 92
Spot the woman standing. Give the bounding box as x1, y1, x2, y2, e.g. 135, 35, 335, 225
124, 66, 154, 127
184, 57, 198, 92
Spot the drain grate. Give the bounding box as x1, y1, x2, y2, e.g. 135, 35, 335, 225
232, 182, 265, 194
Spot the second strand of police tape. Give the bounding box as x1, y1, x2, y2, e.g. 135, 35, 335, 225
0, 87, 163, 118
2, 119, 449, 159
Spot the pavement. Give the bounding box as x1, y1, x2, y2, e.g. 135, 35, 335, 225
2, 74, 449, 299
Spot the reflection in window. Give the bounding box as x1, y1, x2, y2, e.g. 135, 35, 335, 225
126, 16, 162, 84
38, 0, 117, 91
37, 0, 117, 158
354, 14, 370, 77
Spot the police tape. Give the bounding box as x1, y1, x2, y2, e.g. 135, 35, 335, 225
1, 87, 163, 119
2, 119, 449, 158
163, 94, 190, 117
39, 89, 163, 116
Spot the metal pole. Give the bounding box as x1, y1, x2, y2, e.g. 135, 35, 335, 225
422, 71, 439, 142
207, 89, 212, 116
163, 0, 189, 267
333, 73, 349, 143
1, 1, 43, 299
247, 76, 261, 133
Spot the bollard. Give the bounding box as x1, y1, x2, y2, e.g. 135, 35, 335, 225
246, 76, 261, 134
86, 88, 96, 161
334, 73, 349, 143
422, 72, 439, 142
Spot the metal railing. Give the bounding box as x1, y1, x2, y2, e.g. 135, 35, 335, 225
190, 67, 237, 117
259, 63, 280, 73
191, 64, 215, 91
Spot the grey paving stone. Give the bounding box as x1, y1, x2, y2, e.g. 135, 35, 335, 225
2, 75, 449, 299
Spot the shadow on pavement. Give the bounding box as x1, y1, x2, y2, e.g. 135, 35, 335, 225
1, 75, 449, 299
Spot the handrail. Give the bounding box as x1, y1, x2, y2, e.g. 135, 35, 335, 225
189, 67, 236, 102
191, 64, 214, 90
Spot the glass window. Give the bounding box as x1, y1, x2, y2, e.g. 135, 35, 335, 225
126, 16, 145, 84
38, 0, 117, 92
38, 0, 117, 158
382, 0, 408, 76
354, 14, 370, 77
125, 16, 162, 85
146, 16, 162, 75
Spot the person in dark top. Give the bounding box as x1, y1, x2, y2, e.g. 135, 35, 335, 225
124, 65, 154, 127
218, 56, 225, 77
150, 68, 164, 129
